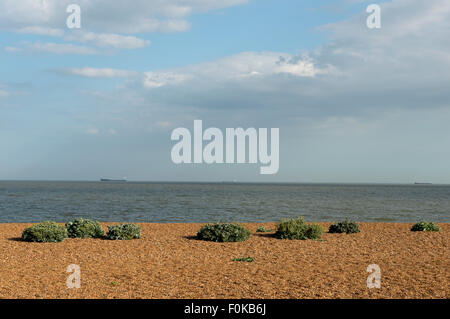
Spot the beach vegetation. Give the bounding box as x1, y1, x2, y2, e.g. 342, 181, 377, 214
105, 223, 141, 240
66, 218, 104, 238
411, 222, 440, 232
275, 217, 323, 240
232, 256, 254, 262
329, 220, 361, 234
197, 223, 251, 242
21, 221, 68, 243
256, 226, 273, 232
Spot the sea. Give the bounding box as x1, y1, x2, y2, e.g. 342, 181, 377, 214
0, 181, 449, 223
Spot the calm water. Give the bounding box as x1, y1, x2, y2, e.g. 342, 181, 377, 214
0, 181, 449, 223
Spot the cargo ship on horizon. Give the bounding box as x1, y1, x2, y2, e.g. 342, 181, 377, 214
100, 178, 127, 182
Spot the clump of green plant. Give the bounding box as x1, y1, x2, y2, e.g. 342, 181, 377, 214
275, 217, 323, 240
232, 256, 254, 262
65, 218, 104, 238
21, 221, 68, 243
328, 220, 361, 234
256, 226, 273, 232
197, 223, 251, 242
305, 223, 324, 239
411, 222, 440, 232
105, 223, 141, 240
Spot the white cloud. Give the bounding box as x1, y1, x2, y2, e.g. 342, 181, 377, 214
4, 46, 22, 52
15, 26, 64, 37
29, 42, 99, 55
64, 31, 150, 49
0, 0, 57, 27
0, 0, 247, 54
143, 71, 191, 88
142, 52, 331, 88
6, 31, 149, 54
111, 18, 191, 34
65, 67, 137, 78
0, 0, 249, 33
275, 55, 331, 76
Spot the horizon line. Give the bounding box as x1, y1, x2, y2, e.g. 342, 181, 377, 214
0, 179, 447, 185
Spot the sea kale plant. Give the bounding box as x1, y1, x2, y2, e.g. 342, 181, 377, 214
197, 223, 251, 242
256, 226, 273, 232
22, 221, 68, 243
232, 256, 255, 262
66, 218, 104, 238
105, 223, 141, 240
411, 221, 440, 232
328, 220, 361, 234
275, 217, 323, 240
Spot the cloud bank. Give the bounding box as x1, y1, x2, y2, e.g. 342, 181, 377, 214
0, 0, 248, 53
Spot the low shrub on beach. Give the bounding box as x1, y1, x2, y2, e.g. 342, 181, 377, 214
233, 256, 254, 262
275, 217, 323, 240
305, 223, 324, 239
197, 223, 251, 242
66, 218, 104, 238
411, 222, 440, 232
105, 223, 141, 240
256, 226, 273, 232
329, 220, 360, 234
22, 221, 68, 242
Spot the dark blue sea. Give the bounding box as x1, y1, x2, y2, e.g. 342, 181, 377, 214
0, 181, 449, 223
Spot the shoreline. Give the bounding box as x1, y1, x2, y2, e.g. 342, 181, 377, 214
1, 220, 447, 224
0, 222, 448, 299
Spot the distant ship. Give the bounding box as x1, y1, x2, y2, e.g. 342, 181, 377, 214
100, 177, 127, 182
414, 182, 432, 185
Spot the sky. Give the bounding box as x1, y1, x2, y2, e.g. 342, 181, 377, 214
0, 0, 449, 183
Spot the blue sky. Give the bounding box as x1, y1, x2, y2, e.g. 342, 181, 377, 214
1, 0, 449, 183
